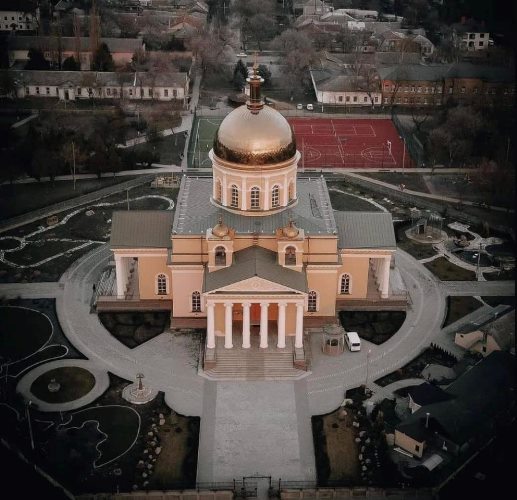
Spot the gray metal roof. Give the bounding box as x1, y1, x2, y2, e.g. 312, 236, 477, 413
203, 246, 307, 293
172, 176, 337, 236
110, 211, 173, 249
334, 211, 396, 249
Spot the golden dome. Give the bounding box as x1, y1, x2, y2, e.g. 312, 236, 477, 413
212, 217, 229, 238
282, 220, 299, 239
213, 105, 297, 166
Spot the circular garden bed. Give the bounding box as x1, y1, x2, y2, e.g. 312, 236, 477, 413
30, 366, 96, 404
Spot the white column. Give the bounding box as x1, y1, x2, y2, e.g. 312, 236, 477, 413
242, 302, 251, 349
222, 174, 227, 205
115, 255, 125, 298
224, 302, 233, 349
206, 302, 216, 349
381, 256, 391, 298
264, 179, 270, 210
295, 302, 304, 349
259, 302, 269, 348
283, 175, 289, 205
242, 179, 247, 210
277, 302, 287, 349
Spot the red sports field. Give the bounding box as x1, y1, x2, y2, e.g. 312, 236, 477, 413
288, 118, 411, 169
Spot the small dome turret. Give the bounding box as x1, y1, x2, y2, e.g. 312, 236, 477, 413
212, 217, 229, 238
282, 220, 299, 239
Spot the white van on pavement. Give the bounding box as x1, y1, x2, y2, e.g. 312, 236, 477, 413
345, 331, 361, 351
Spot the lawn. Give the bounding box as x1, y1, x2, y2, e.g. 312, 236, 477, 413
99, 312, 170, 349
443, 296, 484, 327
483, 268, 516, 281
328, 190, 383, 212
6, 240, 84, 267
0, 176, 138, 220
30, 366, 96, 404
360, 173, 430, 193
374, 346, 457, 387
481, 296, 516, 308
339, 311, 406, 345
130, 133, 186, 165
0, 306, 52, 360
424, 257, 477, 281
61, 405, 141, 468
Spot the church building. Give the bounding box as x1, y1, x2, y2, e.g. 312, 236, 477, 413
102, 68, 401, 374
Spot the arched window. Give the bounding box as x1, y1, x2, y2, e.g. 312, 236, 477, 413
271, 185, 280, 208
250, 187, 260, 209
157, 274, 167, 295
308, 291, 318, 312
285, 246, 296, 266
191, 291, 201, 312
215, 179, 222, 202
288, 181, 295, 201
230, 185, 239, 208
215, 246, 226, 266
340, 273, 351, 294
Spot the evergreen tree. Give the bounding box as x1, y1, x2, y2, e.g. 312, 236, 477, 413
62, 56, 80, 71
25, 48, 50, 70
91, 43, 114, 71
232, 58, 248, 90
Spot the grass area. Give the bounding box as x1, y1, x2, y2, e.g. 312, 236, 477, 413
6, 240, 81, 266
443, 296, 484, 327
424, 257, 477, 281
360, 173, 430, 193
7, 345, 67, 377
0, 176, 138, 220
339, 311, 406, 345
328, 190, 383, 212
60, 405, 140, 467
130, 133, 186, 165
0, 238, 21, 250
30, 366, 96, 404
483, 268, 516, 281
374, 346, 458, 387
99, 312, 170, 349
481, 296, 516, 308
0, 306, 52, 360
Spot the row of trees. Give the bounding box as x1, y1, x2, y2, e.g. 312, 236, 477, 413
0, 110, 160, 185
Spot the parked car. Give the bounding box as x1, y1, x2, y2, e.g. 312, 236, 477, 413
307, 103, 314, 111
296, 103, 303, 110
237, 52, 248, 57
345, 331, 361, 351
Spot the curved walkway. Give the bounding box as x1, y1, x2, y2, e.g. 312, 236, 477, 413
16, 358, 110, 412
56, 244, 204, 416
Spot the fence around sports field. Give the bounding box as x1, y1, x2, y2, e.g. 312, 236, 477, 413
392, 112, 425, 167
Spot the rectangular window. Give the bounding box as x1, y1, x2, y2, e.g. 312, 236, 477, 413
129, 89, 133, 96
338, 95, 343, 102
383, 97, 388, 103
346, 96, 350, 102
148, 88, 152, 97
164, 89, 169, 97
374, 96, 379, 102
461, 87, 466, 93
411, 86, 415, 92
46, 87, 50, 95
479, 41, 484, 46
106, 88, 111, 96
404, 97, 408, 103
448, 87, 453, 94
469, 33, 475, 39
36, 86, 39, 94
363, 96, 367, 102
473, 88, 478, 94
25, 87, 29, 94
353, 96, 357, 102
415, 445, 420, 452
480, 33, 485, 38
417, 87, 422, 93
172, 89, 177, 97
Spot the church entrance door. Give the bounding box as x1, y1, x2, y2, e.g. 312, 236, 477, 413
250, 303, 260, 325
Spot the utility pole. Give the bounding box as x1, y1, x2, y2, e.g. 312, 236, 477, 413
476, 242, 482, 279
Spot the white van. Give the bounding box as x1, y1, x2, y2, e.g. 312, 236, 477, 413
345, 331, 361, 352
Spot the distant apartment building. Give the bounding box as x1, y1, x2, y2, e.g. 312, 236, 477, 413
452, 18, 492, 51
7, 70, 189, 105
8, 36, 145, 70
0, 0, 40, 31
378, 63, 514, 107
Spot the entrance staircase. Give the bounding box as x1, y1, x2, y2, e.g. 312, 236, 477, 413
202, 335, 309, 381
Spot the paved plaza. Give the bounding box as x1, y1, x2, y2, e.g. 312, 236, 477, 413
0, 235, 513, 483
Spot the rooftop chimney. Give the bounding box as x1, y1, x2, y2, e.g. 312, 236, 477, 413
425, 412, 430, 428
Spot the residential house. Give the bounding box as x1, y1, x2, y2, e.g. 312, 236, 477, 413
8, 36, 145, 70
452, 19, 491, 51
395, 351, 515, 458
7, 70, 189, 105
455, 309, 515, 357
342, 9, 378, 20
0, 0, 40, 31
310, 56, 381, 107
376, 30, 434, 57
407, 383, 453, 414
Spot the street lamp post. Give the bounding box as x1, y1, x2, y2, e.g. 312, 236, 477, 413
365, 349, 372, 390
26, 400, 34, 451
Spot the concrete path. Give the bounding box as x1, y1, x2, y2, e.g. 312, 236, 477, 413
305, 248, 446, 415
0, 282, 63, 299
439, 280, 515, 296
368, 378, 424, 404
197, 379, 315, 483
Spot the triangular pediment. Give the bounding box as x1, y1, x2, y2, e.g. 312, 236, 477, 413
209, 276, 304, 294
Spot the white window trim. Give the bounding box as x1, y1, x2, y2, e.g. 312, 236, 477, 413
155, 273, 169, 295
191, 291, 201, 312
339, 273, 352, 295
308, 290, 319, 312
271, 184, 280, 208
230, 184, 239, 208
250, 185, 261, 209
